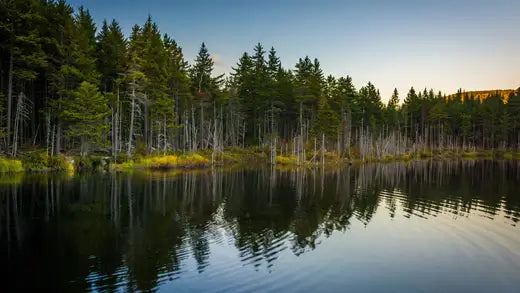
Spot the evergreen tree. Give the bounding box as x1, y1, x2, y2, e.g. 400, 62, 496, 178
191, 42, 214, 94
0, 0, 48, 153
62, 81, 109, 156
97, 19, 127, 92
386, 88, 400, 129
358, 82, 383, 130
312, 96, 340, 141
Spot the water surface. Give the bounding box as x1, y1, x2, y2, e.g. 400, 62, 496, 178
3, 161, 520, 292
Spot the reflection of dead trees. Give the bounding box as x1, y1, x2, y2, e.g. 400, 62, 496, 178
110, 174, 121, 225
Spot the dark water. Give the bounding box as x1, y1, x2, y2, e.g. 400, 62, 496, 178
2, 161, 520, 292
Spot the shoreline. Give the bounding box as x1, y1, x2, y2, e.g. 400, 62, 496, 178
1, 148, 519, 174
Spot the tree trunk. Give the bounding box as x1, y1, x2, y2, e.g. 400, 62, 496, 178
144, 98, 149, 154
200, 101, 204, 149
55, 117, 61, 156
46, 112, 51, 156
321, 133, 325, 167
127, 88, 136, 161
7, 53, 13, 152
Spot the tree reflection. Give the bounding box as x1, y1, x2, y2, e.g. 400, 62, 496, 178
2, 160, 520, 290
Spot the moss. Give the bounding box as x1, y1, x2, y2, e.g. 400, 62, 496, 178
503, 152, 513, 160
420, 150, 432, 158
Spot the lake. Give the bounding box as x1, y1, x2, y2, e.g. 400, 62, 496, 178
2, 160, 520, 292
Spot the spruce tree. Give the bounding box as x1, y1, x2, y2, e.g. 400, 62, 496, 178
62, 81, 109, 156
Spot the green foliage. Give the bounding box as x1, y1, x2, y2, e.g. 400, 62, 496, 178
112, 154, 210, 170
0, 157, 24, 173
312, 97, 340, 140
21, 151, 68, 171
74, 156, 107, 170
62, 81, 109, 155
97, 19, 127, 91
1, 0, 519, 162
275, 155, 297, 165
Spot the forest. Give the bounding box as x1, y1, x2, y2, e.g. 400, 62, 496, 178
1, 0, 520, 167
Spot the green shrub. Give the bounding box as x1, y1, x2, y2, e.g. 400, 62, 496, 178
90, 156, 104, 169
136, 140, 147, 156
22, 151, 49, 170
75, 157, 92, 170
47, 156, 68, 170
115, 153, 127, 163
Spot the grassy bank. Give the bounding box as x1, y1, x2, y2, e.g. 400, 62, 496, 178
0, 147, 519, 173
274, 149, 520, 167
111, 148, 269, 171
0, 157, 24, 173
111, 154, 210, 171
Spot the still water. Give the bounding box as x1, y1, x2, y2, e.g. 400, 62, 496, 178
2, 161, 520, 292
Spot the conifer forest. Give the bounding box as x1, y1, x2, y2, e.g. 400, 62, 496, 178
3, 2, 520, 292
1, 0, 519, 166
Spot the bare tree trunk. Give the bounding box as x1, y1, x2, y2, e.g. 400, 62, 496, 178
314, 137, 317, 163
127, 88, 136, 161
13, 92, 30, 157
163, 118, 167, 155
299, 102, 303, 165
118, 100, 123, 153
200, 101, 204, 149
111, 100, 116, 158
46, 112, 51, 156
112, 86, 120, 159
7, 53, 13, 152
55, 120, 61, 156
321, 133, 325, 168
191, 105, 197, 151
144, 98, 150, 154
50, 124, 55, 157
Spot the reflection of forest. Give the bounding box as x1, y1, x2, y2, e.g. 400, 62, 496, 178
2, 161, 520, 291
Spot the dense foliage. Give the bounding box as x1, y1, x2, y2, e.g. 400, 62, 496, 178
1, 0, 519, 159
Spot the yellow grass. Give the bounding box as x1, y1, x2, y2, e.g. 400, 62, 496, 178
275, 155, 297, 165
112, 154, 210, 170
0, 157, 24, 173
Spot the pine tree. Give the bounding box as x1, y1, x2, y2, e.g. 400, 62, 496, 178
386, 88, 400, 129
0, 0, 48, 154
97, 19, 127, 92
191, 42, 214, 94
62, 81, 109, 156
358, 82, 383, 130
312, 96, 340, 141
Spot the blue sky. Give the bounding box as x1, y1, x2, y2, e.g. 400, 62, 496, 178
69, 0, 519, 101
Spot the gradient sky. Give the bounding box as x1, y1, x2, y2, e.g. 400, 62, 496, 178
68, 0, 519, 102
